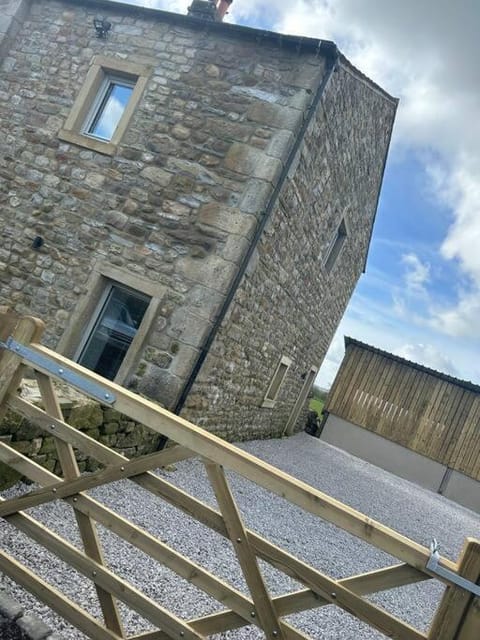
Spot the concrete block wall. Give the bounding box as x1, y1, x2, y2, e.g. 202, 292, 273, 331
321, 414, 480, 513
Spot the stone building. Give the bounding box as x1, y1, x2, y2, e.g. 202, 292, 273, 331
0, 0, 397, 440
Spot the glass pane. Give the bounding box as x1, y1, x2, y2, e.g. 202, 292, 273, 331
88, 82, 134, 141
79, 286, 150, 380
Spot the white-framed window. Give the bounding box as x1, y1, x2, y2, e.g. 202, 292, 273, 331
58, 55, 151, 155
83, 75, 136, 142
75, 283, 151, 381
324, 218, 348, 273
262, 355, 292, 408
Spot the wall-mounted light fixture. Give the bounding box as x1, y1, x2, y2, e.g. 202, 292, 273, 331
93, 16, 112, 38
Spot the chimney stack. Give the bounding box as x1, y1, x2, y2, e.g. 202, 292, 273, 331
216, 0, 233, 21
187, 0, 233, 22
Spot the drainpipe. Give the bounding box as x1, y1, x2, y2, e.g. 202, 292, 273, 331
171, 42, 339, 423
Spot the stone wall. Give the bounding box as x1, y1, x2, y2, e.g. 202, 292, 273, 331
0, 0, 327, 418
0, 396, 162, 490
183, 63, 397, 438
0, 0, 396, 442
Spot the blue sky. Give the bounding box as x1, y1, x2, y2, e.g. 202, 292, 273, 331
115, 0, 480, 388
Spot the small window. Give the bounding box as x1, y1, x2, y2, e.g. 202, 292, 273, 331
324, 218, 348, 273
77, 284, 150, 380
262, 355, 292, 408
83, 76, 135, 141
58, 55, 151, 155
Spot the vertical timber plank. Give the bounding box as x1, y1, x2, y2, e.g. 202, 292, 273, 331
427, 539, 480, 639
0, 311, 45, 413
35, 371, 125, 638
456, 595, 480, 640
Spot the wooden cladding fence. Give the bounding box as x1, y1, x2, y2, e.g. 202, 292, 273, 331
326, 339, 480, 482
0, 309, 479, 640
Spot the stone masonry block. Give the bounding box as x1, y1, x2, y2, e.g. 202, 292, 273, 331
197, 203, 256, 238
139, 166, 171, 186
166, 308, 212, 348
17, 612, 52, 640
224, 143, 264, 176
247, 102, 302, 132
238, 179, 273, 216
0, 589, 23, 620
178, 254, 237, 292
285, 61, 325, 90
182, 284, 225, 321
254, 156, 283, 185
266, 130, 295, 162
169, 343, 200, 378
221, 234, 250, 265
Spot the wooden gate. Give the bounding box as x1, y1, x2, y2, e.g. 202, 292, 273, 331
0, 308, 479, 640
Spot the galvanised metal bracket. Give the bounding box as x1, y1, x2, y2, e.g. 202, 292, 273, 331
427, 539, 480, 596
0, 337, 116, 405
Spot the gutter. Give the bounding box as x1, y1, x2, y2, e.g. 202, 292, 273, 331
172, 42, 339, 417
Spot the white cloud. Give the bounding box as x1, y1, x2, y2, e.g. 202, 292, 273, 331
402, 253, 430, 295
393, 343, 458, 377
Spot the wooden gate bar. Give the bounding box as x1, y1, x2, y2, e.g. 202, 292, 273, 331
0, 446, 196, 517
35, 371, 125, 637
0, 440, 429, 639
0, 468, 430, 639
7, 395, 193, 469
205, 461, 286, 640
456, 596, 480, 640
0, 428, 429, 604
0, 550, 122, 640
0, 497, 205, 640
13, 342, 459, 577
1, 313, 478, 640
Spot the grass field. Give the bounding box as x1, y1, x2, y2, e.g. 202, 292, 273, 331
309, 398, 324, 416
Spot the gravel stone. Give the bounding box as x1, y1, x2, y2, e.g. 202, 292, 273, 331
0, 433, 479, 639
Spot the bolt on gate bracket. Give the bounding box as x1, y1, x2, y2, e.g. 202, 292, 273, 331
427, 539, 480, 597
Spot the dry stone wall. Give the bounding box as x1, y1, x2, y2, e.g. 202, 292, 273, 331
0, 398, 162, 490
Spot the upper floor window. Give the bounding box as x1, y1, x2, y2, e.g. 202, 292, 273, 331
324, 218, 348, 273
84, 76, 135, 141
58, 55, 151, 156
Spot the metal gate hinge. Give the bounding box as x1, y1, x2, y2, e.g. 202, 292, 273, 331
427, 539, 480, 597
0, 337, 116, 405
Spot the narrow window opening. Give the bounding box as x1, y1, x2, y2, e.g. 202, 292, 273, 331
77, 284, 150, 380
262, 356, 292, 408
324, 218, 347, 273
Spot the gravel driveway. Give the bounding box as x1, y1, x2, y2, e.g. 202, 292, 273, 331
1, 432, 479, 639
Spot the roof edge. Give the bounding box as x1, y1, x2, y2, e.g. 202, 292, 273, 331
63, 0, 338, 56
344, 336, 480, 394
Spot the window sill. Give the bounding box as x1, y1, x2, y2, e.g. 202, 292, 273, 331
261, 399, 276, 409
58, 129, 117, 156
